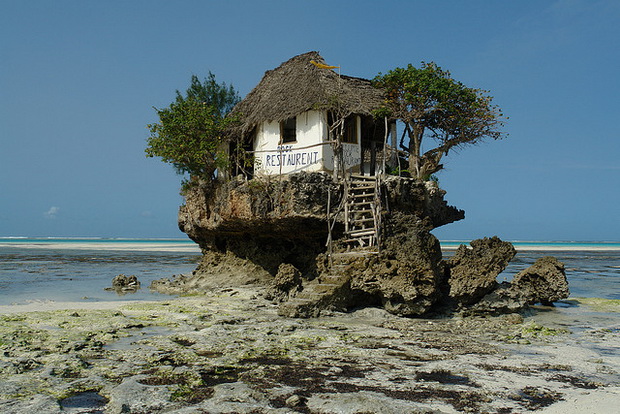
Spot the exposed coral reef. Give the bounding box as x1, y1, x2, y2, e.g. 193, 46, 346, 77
3, 291, 617, 413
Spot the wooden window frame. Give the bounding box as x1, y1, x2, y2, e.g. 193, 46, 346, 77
280, 117, 297, 143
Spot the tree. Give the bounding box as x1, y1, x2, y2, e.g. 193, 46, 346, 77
182, 73, 240, 118
146, 73, 240, 183
373, 62, 505, 179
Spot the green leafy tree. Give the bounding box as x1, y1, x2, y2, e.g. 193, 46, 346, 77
146, 73, 240, 183
373, 62, 505, 179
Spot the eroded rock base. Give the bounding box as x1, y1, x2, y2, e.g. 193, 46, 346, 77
158, 173, 568, 318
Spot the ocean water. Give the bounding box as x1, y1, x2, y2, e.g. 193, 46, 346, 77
0, 238, 201, 306
0, 238, 618, 306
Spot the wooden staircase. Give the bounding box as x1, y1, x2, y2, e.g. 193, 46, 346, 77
343, 174, 382, 249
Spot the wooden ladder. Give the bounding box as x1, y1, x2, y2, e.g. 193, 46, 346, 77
343, 174, 382, 249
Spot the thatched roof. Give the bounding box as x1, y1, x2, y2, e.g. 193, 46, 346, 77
229, 51, 385, 134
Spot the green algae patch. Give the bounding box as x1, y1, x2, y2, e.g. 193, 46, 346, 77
0, 308, 159, 401
118, 300, 214, 328
0, 309, 149, 355
501, 321, 570, 343
574, 297, 620, 313
520, 322, 570, 338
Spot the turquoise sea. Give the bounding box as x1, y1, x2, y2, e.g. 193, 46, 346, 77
0, 238, 618, 306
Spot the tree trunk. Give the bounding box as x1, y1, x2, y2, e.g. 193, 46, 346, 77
408, 124, 424, 178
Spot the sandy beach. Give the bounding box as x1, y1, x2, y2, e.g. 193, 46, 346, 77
1, 287, 618, 413
0, 240, 201, 253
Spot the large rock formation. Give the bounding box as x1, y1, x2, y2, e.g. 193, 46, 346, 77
467, 257, 569, 315
153, 172, 567, 317
178, 173, 340, 278
446, 237, 517, 306
156, 173, 464, 315
173, 173, 462, 289
339, 215, 446, 316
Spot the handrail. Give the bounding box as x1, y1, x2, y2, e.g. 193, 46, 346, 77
326, 179, 348, 267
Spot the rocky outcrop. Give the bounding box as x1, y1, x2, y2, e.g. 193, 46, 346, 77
163, 172, 464, 317
278, 217, 446, 318
178, 173, 463, 254
383, 178, 464, 229
173, 172, 462, 281
150, 251, 272, 295
178, 173, 340, 277
446, 237, 517, 306
466, 257, 569, 315
344, 216, 445, 316
511, 256, 569, 305
466, 283, 530, 315
265, 263, 303, 302
153, 172, 567, 317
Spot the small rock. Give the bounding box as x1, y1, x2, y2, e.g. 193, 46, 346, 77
106, 274, 140, 294
285, 394, 306, 407
504, 313, 524, 324
267, 263, 303, 302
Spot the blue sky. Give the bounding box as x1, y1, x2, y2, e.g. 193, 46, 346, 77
1, 0, 619, 241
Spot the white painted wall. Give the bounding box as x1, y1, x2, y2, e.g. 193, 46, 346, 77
253, 110, 362, 176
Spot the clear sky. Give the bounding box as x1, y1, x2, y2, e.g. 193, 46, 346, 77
1, 0, 619, 241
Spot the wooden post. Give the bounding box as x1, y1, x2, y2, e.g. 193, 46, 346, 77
370, 141, 377, 176
327, 187, 333, 268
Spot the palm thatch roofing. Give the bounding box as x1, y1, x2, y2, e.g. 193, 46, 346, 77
229, 51, 385, 135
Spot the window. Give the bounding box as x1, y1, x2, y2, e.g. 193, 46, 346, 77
343, 115, 358, 144
280, 117, 297, 143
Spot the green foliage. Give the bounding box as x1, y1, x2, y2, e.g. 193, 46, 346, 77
181, 73, 239, 118
385, 166, 411, 177
146, 73, 240, 182
373, 62, 505, 179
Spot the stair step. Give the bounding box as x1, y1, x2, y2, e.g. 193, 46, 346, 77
350, 222, 373, 228
346, 229, 376, 237
331, 251, 376, 258
350, 184, 375, 190
314, 282, 341, 288
320, 275, 346, 281
351, 217, 375, 224
350, 174, 376, 181
345, 233, 375, 240
351, 193, 375, 199
343, 238, 372, 245
349, 205, 373, 211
